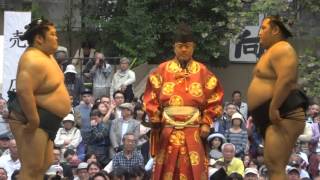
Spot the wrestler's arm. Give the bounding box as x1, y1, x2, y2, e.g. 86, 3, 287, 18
269, 44, 298, 122
16, 57, 45, 131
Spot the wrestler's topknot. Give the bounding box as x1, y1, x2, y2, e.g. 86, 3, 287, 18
20, 18, 54, 46
265, 15, 293, 39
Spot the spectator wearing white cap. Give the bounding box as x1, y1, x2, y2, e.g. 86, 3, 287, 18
288, 152, 310, 179
110, 57, 136, 102
54, 114, 82, 157
224, 112, 248, 158
54, 46, 69, 71
207, 133, 226, 160
74, 162, 89, 180
45, 164, 64, 178
286, 166, 300, 180
297, 152, 310, 179
244, 167, 259, 180
64, 64, 84, 106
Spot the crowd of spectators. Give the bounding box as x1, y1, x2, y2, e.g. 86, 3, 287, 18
0, 42, 319, 180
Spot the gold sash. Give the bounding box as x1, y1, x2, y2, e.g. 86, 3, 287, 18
163, 106, 200, 129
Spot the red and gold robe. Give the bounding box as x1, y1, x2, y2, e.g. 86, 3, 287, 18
144, 59, 223, 180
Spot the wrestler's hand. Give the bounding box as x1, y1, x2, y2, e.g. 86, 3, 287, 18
269, 108, 281, 123
200, 124, 210, 138
23, 122, 39, 133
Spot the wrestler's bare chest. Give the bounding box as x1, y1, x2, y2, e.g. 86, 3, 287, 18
36, 56, 64, 94
253, 51, 276, 80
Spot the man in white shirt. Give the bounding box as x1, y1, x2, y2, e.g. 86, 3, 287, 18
232, 90, 248, 120
110, 57, 136, 102
0, 139, 20, 180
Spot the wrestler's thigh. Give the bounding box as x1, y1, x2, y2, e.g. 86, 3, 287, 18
10, 122, 49, 167
264, 118, 304, 166
279, 117, 305, 146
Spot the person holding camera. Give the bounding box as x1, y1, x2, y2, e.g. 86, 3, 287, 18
90, 52, 113, 99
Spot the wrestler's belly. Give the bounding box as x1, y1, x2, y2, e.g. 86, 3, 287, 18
247, 77, 274, 111
36, 84, 71, 118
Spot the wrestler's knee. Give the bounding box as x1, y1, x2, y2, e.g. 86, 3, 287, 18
264, 154, 287, 173
23, 162, 45, 176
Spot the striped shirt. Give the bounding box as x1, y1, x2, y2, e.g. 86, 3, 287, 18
224, 129, 248, 157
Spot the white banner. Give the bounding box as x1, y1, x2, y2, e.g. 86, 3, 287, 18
2, 11, 31, 99
229, 14, 265, 63
0, 36, 3, 90
229, 26, 263, 63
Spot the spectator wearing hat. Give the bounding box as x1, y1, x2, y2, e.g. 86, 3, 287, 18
209, 159, 228, 180
74, 162, 89, 180
64, 64, 84, 106
110, 103, 140, 155
55, 46, 69, 71
207, 133, 226, 160
84, 109, 111, 167
89, 52, 113, 99
110, 57, 136, 102
224, 112, 248, 158
0, 134, 10, 157
54, 113, 82, 157
296, 152, 310, 179
45, 164, 64, 178
288, 152, 310, 179
286, 166, 300, 180
244, 167, 259, 180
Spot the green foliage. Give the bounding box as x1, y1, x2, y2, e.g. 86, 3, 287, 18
81, 0, 246, 67
299, 49, 320, 102
31, 2, 45, 19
